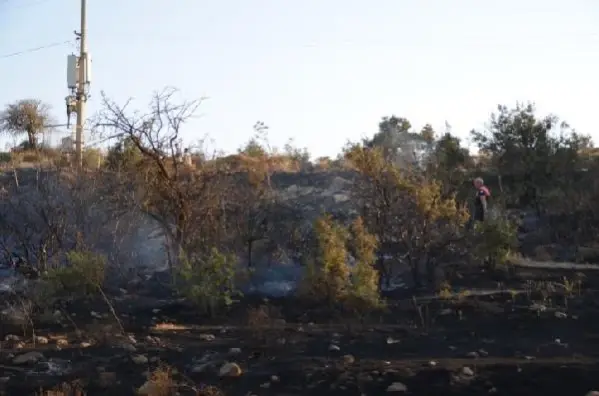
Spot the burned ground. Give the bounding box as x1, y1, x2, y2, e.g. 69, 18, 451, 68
0, 264, 598, 396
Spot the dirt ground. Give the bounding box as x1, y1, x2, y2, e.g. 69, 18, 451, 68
1, 266, 599, 395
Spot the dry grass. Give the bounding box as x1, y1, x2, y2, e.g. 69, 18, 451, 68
246, 304, 286, 341
139, 365, 225, 396
35, 381, 85, 396
197, 385, 225, 396
151, 323, 190, 331
512, 256, 599, 270
144, 365, 175, 396
246, 304, 284, 328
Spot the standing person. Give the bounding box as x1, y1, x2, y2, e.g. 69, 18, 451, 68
472, 177, 491, 224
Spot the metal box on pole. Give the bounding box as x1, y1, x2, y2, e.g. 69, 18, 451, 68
83, 53, 91, 85
66, 54, 78, 90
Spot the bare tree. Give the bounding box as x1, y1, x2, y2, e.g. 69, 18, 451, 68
94, 88, 230, 271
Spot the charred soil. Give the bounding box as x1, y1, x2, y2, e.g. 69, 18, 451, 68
1, 266, 599, 396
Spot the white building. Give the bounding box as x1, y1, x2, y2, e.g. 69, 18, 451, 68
60, 136, 74, 151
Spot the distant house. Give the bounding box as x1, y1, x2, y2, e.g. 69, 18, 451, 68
60, 137, 74, 151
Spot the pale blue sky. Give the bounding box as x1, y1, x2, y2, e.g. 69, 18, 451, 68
0, 0, 598, 158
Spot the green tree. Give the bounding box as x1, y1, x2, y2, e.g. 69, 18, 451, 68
471, 103, 590, 214
0, 99, 53, 150
346, 144, 468, 288
420, 123, 436, 144
427, 130, 473, 197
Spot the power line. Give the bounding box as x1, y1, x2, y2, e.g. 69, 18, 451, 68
0, 0, 54, 10
0, 40, 72, 60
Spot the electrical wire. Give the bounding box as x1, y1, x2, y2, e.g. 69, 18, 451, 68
0, 0, 54, 10
0, 0, 69, 60
0, 40, 72, 59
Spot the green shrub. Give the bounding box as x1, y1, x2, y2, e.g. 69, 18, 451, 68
299, 215, 384, 312
0, 152, 11, 164
299, 215, 350, 304
177, 247, 240, 316
44, 250, 106, 297
348, 217, 382, 308
472, 216, 518, 270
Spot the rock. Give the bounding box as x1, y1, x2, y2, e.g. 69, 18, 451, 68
145, 336, 160, 345
466, 351, 479, 358
118, 342, 137, 352
228, 347, 242, 355
0, 376, 10, 383
386, 381, 408, 392
199, 333, 215, 341
328, 344, 341, 352
191, 363, 212, 373
529, 303, 547, 312
586, 392, 599, 396
428, 360, 438, 367
555, 311, 568, 319
127, 335, 137, 344
34, 336, 49, 345
132, 354, 149, 365
386, 337, 400, 344
3, 334, 23, 349
12, 351, 44, 365
342, 354, 355, 364
80, 341, 92, 348
462, 366, 475, 376
56, 339, 69, 348
219, 362, 242, 377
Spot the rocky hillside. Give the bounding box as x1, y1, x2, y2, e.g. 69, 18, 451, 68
270, 170, 357, 219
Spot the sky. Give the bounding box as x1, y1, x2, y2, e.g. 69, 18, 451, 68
0, 0, 598, 159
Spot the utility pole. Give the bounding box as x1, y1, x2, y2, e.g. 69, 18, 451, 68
74, 0, 87, 170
